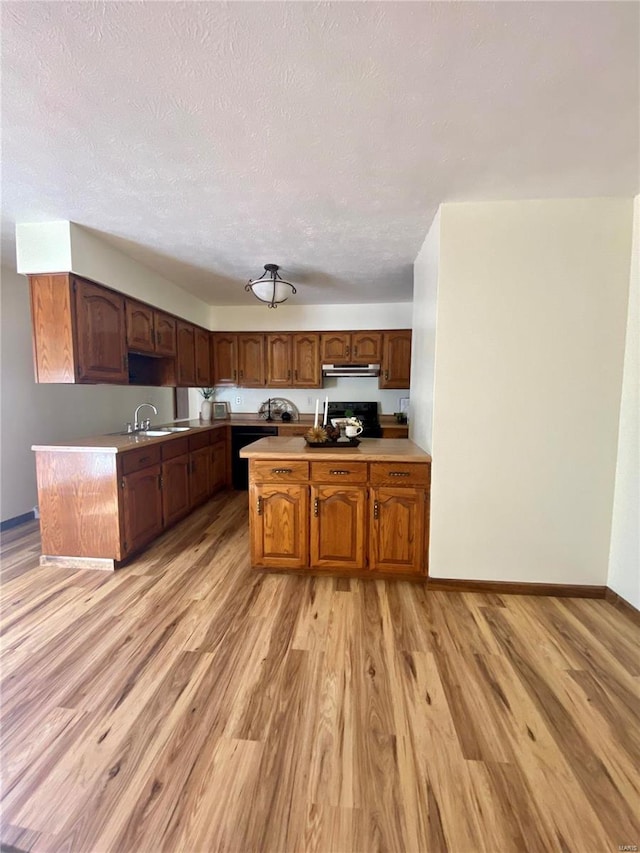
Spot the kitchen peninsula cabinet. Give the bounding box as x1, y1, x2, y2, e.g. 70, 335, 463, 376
30, 273, 128, 383
33, 422, 230, 570
242, 437, 431, 580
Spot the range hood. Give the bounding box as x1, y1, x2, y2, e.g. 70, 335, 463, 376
322, 363, 381, 378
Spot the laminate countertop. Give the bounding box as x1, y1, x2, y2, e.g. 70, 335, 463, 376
240, 436, 431, 463
31, 415, 408, 454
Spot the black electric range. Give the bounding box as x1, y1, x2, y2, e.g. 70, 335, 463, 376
326, 401, 382, 438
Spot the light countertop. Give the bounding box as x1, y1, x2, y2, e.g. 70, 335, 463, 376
240, 436, 430, 463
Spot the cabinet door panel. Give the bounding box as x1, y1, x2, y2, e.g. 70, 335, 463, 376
249, 483, 308, 569
369, 487, 427, 575
189, 446, 210, 507
320, 333, 350, 362
292, 334, 321, 387
126, 300, 155, 354
212, 334, 237, 385
176, 321, 196, 387
352, 332, 382, 364
122, 465, 163, 555
162, 455, 190, 528
195, 328, 212, 386
238, 334, 265, 387
210, 443, 227, 494
74, 279, 128, 383
266, 334, 292, 387
380, 330, 412, 389
155, 312, 177, 356
310, 486, 366, 570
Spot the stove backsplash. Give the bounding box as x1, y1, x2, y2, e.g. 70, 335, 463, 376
188, 379, 408, 419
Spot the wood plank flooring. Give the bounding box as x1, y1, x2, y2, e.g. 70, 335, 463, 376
1, 491, 639, 853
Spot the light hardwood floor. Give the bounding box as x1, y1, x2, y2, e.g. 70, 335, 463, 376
1, 491, 639, 853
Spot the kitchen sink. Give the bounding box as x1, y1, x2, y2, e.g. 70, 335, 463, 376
108, 426, 192, 437
164, 426, 191, 432
139, 429, 172, 436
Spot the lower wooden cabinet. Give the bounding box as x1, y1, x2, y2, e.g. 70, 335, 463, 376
249, 483, 309, 569
247, 459, 430, 578
369, 487, 428, 575
310, 486, 366, 570
161, 454, 191, 528
34, 425, 230, 569
121, 465, 163, 557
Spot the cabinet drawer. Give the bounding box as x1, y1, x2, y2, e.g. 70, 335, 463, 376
369, 462, 430, 486
251, 460, 309, 482
161, 436, 189, 461
120, 445, 162, 475
278, 425, 309, 437
189, 431, 211, 452
210, 427, 227, 444
311, 461, 367, 484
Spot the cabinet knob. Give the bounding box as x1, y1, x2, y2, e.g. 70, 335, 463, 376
314, 497, 319, 517
373, 501, 379, 520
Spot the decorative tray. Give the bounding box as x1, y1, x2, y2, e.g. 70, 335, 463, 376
304, 438, 361, 448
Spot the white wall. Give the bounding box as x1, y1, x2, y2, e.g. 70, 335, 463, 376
607, 195, 640, 609
210, 302, 412, 332
409, 208, 440, 452
429, 198, 633, 585
16, 221, 210, 326
0, 267, 175, 522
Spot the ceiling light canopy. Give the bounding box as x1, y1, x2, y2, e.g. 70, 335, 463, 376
245, 263, 297, 308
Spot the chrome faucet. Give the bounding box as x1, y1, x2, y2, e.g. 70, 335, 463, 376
133, 403, 158, 432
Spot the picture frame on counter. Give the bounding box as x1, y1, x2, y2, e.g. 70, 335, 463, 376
213, 402, 229, 419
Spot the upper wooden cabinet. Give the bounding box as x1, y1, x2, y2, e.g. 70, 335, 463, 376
29, 273, 128, 384
320, 332, 382, 364
266, 334, 292, 387
380, 330, 412, 389
176, 321, 196, 387
194, 327, 212, 386
237, 334, 265, 387
212, 333, 238, 385
154, 312, 177, 357
126, 300, 177, 360
292, 334, 321, 387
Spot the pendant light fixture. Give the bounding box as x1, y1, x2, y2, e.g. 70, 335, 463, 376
245, 263, 297, 308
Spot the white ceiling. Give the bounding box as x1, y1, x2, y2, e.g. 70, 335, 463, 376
2, 1, 638, 305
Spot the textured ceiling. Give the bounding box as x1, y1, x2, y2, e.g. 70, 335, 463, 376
2, 1, 638, 305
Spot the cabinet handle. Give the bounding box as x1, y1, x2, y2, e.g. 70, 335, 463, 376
294, 369, 298, 380
374, 501, 379, 520
287, 370, 291, 380
330, 469, 351, 475
385, 370, 389, 380
139, 456, 151, 464
314, 497, 319, 517
239, 369, 243, 379
272, 468, 292, 474
354, 346, 358, 356
233, 369, 237, 381
389, 471, 410, 477
257, 496, 263, 515
346, 345, 350, 356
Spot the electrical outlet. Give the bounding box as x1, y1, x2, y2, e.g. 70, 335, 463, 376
235, 396, 243, 406
307, 396, 312, 406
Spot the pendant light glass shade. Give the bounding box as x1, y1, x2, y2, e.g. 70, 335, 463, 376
245, 264, 296, 308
